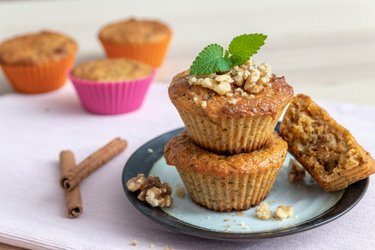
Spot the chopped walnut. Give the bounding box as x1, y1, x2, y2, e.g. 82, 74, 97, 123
187, 59, 273, 96
201, 101, 207, 109
228, 98, 238, 104
255, 202, 272, 220
288, 159, 306, 182
275, 205, 294, 220
126, 174, 147, 192
127, 174, 173, 208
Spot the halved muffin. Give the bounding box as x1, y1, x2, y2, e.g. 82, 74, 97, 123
280, 94, 375, 192
164, 131, 288, 212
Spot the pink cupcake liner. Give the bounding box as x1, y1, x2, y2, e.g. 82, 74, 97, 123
69, 69, 156, 115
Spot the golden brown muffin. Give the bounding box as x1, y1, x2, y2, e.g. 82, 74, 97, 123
72, 58, 152, 82
168, 70, 293, 154
98, 18, 171, 44
164, 131, 288, 212
0, 31, 77, 65
280, 94, 375, 192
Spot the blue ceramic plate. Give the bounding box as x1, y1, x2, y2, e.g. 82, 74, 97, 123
122, 125, 368, 241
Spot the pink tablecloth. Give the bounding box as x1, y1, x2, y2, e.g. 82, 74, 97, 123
0, 83, 374, 250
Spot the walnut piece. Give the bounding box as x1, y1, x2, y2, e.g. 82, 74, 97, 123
126, 173, 147, 191
288, 159, 306, 183
187, 59, 273, 96
255, 202, 272, 220
275, 205, 294, 220
127, 174, 173, 208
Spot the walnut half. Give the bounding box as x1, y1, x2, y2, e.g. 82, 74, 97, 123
127, 174, 173, 208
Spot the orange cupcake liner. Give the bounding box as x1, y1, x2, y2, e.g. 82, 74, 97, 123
1, 52, 76, 94
99, 33, 172, 67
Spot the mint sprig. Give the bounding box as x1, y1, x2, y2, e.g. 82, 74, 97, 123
190, 33, 267, 76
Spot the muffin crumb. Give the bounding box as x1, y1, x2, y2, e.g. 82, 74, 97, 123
130, 239, 137, 246
255, 202, 272, 220
274, 205, 294, 220
175, 184, 186, 198
288, 159, 306, 182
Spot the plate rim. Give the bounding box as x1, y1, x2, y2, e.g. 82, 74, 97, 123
122, 126, 369, 241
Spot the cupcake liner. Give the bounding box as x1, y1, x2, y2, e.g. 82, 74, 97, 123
69, 69, 156, 115
176, 163, 281, 212
99, 33, 172, 68
177, 110, 283, 154
1, 53, 75, 94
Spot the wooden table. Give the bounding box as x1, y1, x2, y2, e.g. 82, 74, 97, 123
0, 0, 374, 249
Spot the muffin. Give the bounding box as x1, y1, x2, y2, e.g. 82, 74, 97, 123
281, 94, 375, 192
0, 31, 77, 93
98, 18, 172, 67
69, 58, 155, 115
168, 60, 293, 154
164, 131, 288, 212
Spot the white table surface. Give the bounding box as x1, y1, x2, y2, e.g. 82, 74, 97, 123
1, 0, 375, 249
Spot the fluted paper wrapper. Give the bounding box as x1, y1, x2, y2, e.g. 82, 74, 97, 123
69, 69, 155, 115
176, 165, 281, 212
178, 110, 282, 154
1, 53, 75, 94
99, 33, 172, 68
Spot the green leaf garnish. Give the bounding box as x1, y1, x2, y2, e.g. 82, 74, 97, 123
228, 33, 267, 66
189, 33, 267, 76
190, 44, 231, 75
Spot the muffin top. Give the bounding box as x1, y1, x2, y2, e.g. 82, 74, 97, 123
169, 60, 293, 119
164, 131, 288, 177
0, 31, 77, 65
72, 58, 152, 82
98, 18, 171, 44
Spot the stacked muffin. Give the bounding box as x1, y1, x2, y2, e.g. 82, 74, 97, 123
164, 60, 293, 212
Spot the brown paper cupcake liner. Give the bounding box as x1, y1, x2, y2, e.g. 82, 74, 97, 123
176, 165, 281, 212
178, 110, 282, 154
1, 53, 75, 94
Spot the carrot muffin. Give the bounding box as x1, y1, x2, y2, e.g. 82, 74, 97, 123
71, 58, 152, 82
280, 94, 375, 192
169, 60, 293, 154
164, 131, 288, 212
0, 31, 77, 93
69, 58, 155, 115
98, 18, 172, 67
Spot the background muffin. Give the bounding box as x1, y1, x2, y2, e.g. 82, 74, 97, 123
164, 131, 288, 212
69, 58, 155, 115
0, 31, 77, 93
98, 18, 172, 67
168, 60, 293, 154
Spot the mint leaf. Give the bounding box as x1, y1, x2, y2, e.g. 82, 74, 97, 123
189, 33, 267, 75
228, 34, 267, 64
190, 44, 231, 75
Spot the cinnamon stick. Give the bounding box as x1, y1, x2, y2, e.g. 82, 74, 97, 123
60, 138, 127, 191
60, 150, 82, 218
